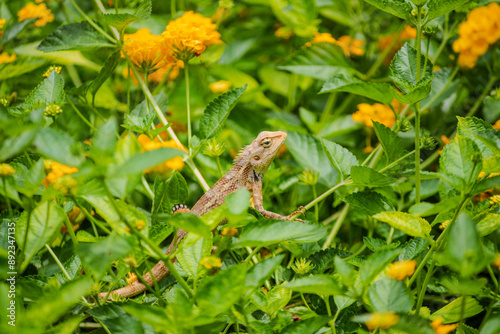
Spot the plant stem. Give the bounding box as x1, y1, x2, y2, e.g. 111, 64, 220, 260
184, 64, 192, 154
312, 185, 319, 221
2, 177, 13, 219
66, 96, 97, 131
215, 156, 224, 178
466, 75, 498, 117
414, 6, 423, 205
68, 0, 116, 44
62, 208, 79, 247
171, 0, 176, 16
141, 175, 154, 200
322, 204, 349, 250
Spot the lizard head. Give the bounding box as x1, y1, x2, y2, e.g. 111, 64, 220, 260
247, 131, 287, 173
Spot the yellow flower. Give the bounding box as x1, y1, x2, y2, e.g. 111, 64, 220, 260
162, 11, 223, 62
452, 2, 500, 68
494, 253, 500, 270
221, 227, 238, 237
137, 134, 185, 174
0, 53, 16, 65
0, 18, 6, 29
148, 64, 180, 83
122, 28, 175, 73
125, 272, 138, 285
490, 195, 500, 206
0, 163, 15, 176
200, 256, 222, 269
352, 101, 396, 128
209, 80, 232, 93
274, 25, 294, 39
43, 160, 79, 187
365, 312, 399, 331
493, 119, 500, 130
388, 260, 417, 280
309, 33, 364, 57
135, 220, 146, 230
430, 317, 457, 334
43, 65, 62, 77
17, 2, 54, 27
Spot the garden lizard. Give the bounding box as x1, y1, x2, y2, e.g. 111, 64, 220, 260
98, 131, 303, 300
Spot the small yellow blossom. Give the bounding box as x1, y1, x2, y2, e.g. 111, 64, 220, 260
365, 312, 399, 331
135, 220, 146, 230
494, 253, 500, 270
52, 175, 77, 195
18, 2, 54, 27
490, 195, 500, 205
200, 256, 222, 269
126, 272, 138, 285
221, 227, 238, 237
493, 119, 500, 130
453, 2, 500, 68
122, 28, 175, 73
439, 220, 451, 230
0, 53, 16, 65
209, 80, 232, 93
0, 18, 6, 29
441, 135, 451, 145
430, 317, 458, 334
0, 163, 15, 176
388, 260, 417, 280
274, 25, 294, 39
43, 160, 79, 187
162, 11, 223, 62
44, 104, 63, 117
308, 32, 364, 57
137, 134, 185, 174
43, 65, 62, 77
352, 100, 399, 128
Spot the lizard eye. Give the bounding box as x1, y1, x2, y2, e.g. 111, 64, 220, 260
261, 139, 272, 148
254, 155, 260, 161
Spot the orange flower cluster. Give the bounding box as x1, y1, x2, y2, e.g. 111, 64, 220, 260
209, 80, 232, 93
388, 260, 416, 280
493, 119, 500, 130
18, 2, 54, 27
42, 160, 78, 187
365, 311, 399, 331
453, 2, 500, 68
137, 134, 185, 174
307, 32, 364, 57
0, 53, 16, 65
0, 18, 5, 38
162, 11, 223, 61
0, 163, 15, 176
352, 100, 401, 129
378, 26, 417, 64
430, 317, 457, 334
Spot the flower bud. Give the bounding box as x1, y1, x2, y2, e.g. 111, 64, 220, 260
299, 169, 319, 186
44, 104, 63, 117
291, 258, 315, 275
420, 136, 437, 150
203, 138, 226, 157
398, 118, 412, 132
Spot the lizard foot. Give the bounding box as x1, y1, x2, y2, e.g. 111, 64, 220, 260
286, 206, 306, 222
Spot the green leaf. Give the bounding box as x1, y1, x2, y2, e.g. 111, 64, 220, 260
443, 213, 489, 277
34, 127, 85, 167
236, 220, 328, 247
421, 68, 460, 109
319, 74, 393, 105
399, 238, 428, 261
320, 138, 358, 181
88, 304, 145, 334
25, 72, 65, 109
440, 136, 482, 191
37, 21, 116, 52
286, 132, 338, 186
163, 213, 211, 238
280, 316, 332, 334
363, 237, 400, 252
373, 211, 431, 239
482, 156, 500, 173
390, 43, 433, 93
0, 57, 46, 81
431, 297, 483, 323
90, 51, 121, 102
177, 237, 211, 278
25, 278, 93, 328
16, 201, 65, 271
121, 303, 170, 332
92, 117, 117, 155
372, 121, 404, 163
152, 172, 188, 217
363, 0, 413, 20
457, 116, 500, 160
226, 188, 251, 215
343, 191, 395, 215
0, 18, 36, 44
284, 275, 342, 296
278, 43, 357, 81
367, 277, 414, 313
351, 166, 397, 187
77, 233, 135, 277
270, 0, 318, 37
199, 84, 247, 139
391, 82, 432, 104
477, 213, 500, 236
246, 255, 285, 289
359, 249, 401, 285
196, 265, 247, 317
114, 147, 185, 176
426, 0, 472, 22
318, 114, 362, 138
0, 129, 37, 162
480, 313, 500, 334
122, 92, 168, 134
102, 0, 152, 30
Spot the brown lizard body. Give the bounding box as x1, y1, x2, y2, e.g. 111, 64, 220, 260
99, 131, 302, 300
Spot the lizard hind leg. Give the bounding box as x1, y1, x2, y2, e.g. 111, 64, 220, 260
172, 204, 191, 214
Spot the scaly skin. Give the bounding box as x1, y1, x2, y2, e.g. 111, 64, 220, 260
98, 131, 304, 300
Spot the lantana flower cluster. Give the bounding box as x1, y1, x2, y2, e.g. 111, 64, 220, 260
306, 32, 365, 57
17, 2, 54, 27
351, 99, 404, 129
122, 11, 222, 78
452, 2, 500, 68
137, 134, 186, 174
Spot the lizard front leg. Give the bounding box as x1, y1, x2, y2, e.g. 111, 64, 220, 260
252, 179, 304, 221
